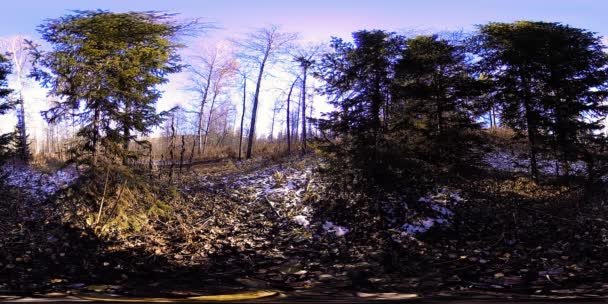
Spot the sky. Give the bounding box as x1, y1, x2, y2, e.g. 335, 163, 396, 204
2, 0, 608, 149
3, 0, 608, 39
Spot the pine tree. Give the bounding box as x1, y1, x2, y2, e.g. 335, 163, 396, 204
474, 21, 608, 180
393, 35, 483, 163
29, 11, 186, 166
0, 54, 13, 162
315, 30, 405, 176
11, 98, 30, 162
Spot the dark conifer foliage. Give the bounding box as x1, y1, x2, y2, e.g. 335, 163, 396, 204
315, 31, 486, 182
29, 11, 185, 166
393, 35, 484, 164
473, 21, 608, 180
315, 30, 406, 178
0, 54, 13, 162
316, 22, 608, 185
11, 98, 30, 162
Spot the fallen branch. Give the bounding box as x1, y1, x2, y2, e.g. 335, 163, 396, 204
263, 195, 282, 218
95, 168, 111, 226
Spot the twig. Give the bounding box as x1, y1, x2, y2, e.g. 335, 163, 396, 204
102, 180, 128, 227
95, 168, 111, 226
195, 215, 215, 227
263, 196, 282, 218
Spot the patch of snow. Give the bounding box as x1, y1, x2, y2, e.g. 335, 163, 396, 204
227, 164, 315, 209
322, 221, 350, 237
2, 164, 79, 201
399, 188, 462, 235
483, 151, 587, 176
401, 218, 441, 234
293, 215, 310, 227
333, 226, 350, 237
286, 180, 296, 190
431, 204, 454, 217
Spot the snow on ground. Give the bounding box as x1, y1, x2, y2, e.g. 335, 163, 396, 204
224, 164, 315, 208
195, 161, 355, 237
483, 151, 587, 175
322, 221, 350, 237
2, 164, 79, 201
399, 188, 463, 236
293, 215, 310, 227
195, 161, 324, 228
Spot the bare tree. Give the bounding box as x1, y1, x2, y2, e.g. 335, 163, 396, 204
293, 43, 323, 154
237, 68, 248, 160
214, 102, 235, 147
202, 61, 237, 157
189, 42, 237, 159
307, 91, 315, 138
285, 77, 299, 155
189, 46, 217, 157
269, 98, 285, 142
292, 95, 300, 143
233, 25, 298, 159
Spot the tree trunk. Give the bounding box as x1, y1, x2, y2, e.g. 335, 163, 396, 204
122, 102, 131, 166
286, 77, 298, 155
238, 75, 246, 160
92, 108, 100, 166
189, 94, 206, 166
179, 135, 186, 174
293, 98, 300, 143
16, 92, 28, 162
522, 79, 539, 181
217, 114, 228, 146
202, 91, 218, 157
269, 107, 276, 143
308, 94, 314, 138
197, 69, 213, 155
168, 115, 176, 182
301, 65, 308, 154
246, 53, 269, 159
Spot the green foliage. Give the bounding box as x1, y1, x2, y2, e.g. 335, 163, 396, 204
0, 54, 14, 163
315, 30, 406, 180
474, 21, 608, 179
12, 99, 31, 162
24, 10, 191, 237
30, 10, 185, 165
56, 160, 175, 238
315, 31, 484, 185
393, 35, 484, 164
317, 23, 608, 186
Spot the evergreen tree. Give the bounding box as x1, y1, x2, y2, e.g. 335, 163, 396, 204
12, 98, 30, 162
0, 54, 13, 162
539, 25, 608, 176
315, 30, 405, 176
30, 11, 186, 166
393, 35, 483, 163
474, 21, 608, 179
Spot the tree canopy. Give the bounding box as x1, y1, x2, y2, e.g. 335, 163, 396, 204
474, 21, 608, 178
30, 10, 186, 165
0, 54, 13, 161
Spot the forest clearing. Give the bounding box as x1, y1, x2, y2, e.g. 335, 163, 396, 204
1, 2, 608, 302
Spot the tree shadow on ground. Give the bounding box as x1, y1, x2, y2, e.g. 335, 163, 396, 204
0, 206, 385, 298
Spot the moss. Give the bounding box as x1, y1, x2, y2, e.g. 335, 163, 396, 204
148, 200, 173, 217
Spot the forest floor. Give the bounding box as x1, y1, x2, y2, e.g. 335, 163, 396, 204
1, 151, 608, 302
